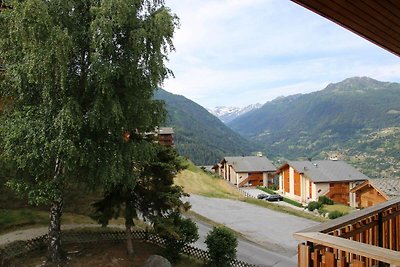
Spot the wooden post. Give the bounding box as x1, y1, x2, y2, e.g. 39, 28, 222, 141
298, 243, 310, 267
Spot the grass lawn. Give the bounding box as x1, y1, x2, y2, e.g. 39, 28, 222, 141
321, 204, 355, 214
174, 164, 242, 199
0, 209, 100, 234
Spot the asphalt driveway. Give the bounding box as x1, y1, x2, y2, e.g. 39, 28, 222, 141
188, 194, 318, 258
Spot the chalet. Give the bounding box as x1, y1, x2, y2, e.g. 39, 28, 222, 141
157, 127, 174, 146
220, 156, 276, 187
277, 160, 369, 205
350, 178, 400, 208
212, 163, 222, 176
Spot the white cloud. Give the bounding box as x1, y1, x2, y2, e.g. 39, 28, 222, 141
164, 0, 400, 108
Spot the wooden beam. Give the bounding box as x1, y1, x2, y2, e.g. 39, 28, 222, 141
294, 232, 400, 265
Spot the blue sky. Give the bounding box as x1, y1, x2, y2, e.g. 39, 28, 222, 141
162, 0, 400, 109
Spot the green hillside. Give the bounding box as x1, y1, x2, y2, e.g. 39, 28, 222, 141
228, 77, 400, 178
154, 89, 256, 165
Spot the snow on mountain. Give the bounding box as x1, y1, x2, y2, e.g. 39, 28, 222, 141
208, 103, 262, 123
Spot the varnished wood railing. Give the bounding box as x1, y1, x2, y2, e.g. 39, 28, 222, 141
294, 198, 400, 266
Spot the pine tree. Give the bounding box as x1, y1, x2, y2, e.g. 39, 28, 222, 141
91, 144, 191, 255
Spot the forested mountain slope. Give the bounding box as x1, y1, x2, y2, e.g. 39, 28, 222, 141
228, 77, 400, 178
154, 89, 256, 165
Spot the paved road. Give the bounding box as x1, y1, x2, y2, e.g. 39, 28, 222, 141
188, 195, 318, 258
191, 218, 297, 267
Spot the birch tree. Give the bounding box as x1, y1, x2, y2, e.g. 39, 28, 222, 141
0, 0, 178, 263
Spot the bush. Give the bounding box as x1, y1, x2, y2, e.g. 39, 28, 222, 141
153, 213, 199, 263
268, 184, 278, 190
205, 226, 238, 266
328, 210, 347, 219
307, 201, 322, 211
318, 196, 334, 205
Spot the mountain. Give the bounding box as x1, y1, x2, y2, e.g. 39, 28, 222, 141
154, 89, 256, 165
228, 77, 400, 178
208, 103, 262, 123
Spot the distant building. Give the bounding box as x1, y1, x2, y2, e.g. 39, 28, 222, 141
276, 160, 369, 206
157, 127, 174, 146
212, 163, 222, 176
220, 156, 276, 187
350, 178, 400, 208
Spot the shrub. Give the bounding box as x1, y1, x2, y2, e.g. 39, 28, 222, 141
318, 196, 334, 205
205, 226, 238, 266
328, 210, 347, 219
268, 184, 278, 190
153, 213, 199, 263
307, 201, 322, 211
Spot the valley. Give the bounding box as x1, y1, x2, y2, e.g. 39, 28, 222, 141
159, 77, 400, 179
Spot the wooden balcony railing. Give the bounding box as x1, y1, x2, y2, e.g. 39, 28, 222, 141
294, 198, 400, 267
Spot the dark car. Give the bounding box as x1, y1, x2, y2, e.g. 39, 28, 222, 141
257, 193, 268, 199
264, 194, 283, 202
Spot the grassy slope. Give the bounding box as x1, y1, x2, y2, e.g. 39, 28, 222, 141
174, 164, 242, 199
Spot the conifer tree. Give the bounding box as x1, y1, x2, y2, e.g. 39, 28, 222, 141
0, 0, 178, 262
91, 144, 191, 255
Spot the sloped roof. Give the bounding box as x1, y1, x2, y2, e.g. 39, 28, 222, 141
369, 178, 400, 199
286, 160, 369, 183
223, 156, 276, 172
158, 127, 174, 135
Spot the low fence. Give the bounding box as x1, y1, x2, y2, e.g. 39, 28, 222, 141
0, 230, 256, 267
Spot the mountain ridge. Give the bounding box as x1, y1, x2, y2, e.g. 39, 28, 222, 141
227, 77, 400, 178
208, 103, 262, 123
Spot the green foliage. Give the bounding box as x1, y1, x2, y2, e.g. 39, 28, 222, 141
269, 184, 278, 190
318, 196, 334, 205
0, 209, 48, 232
0, 0, 178, 203
328, 210, 347, 219
283, 197, 303, 207
256, 185, 276, 195
91, 145, 189, 227
0, 0, 178, 261
154, 89, 256, 165
205, 226, 238, 267
153, 212, 199, 263
307, 201, 322, 212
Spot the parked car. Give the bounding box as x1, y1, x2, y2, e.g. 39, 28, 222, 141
264, 194, 283, 202
257, 193, 269, 199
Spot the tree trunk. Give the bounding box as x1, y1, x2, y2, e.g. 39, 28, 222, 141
125, 199, 135, 255
125, 223, 134, 255
47, 197, 66, 263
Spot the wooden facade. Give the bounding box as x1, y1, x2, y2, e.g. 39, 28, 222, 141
295, 198, 400, 267
327, 182, 350, 205
157, 127, 174, 147
350, 180, 393, 209
284, 167, 290, 193
357, 186, 387, 208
